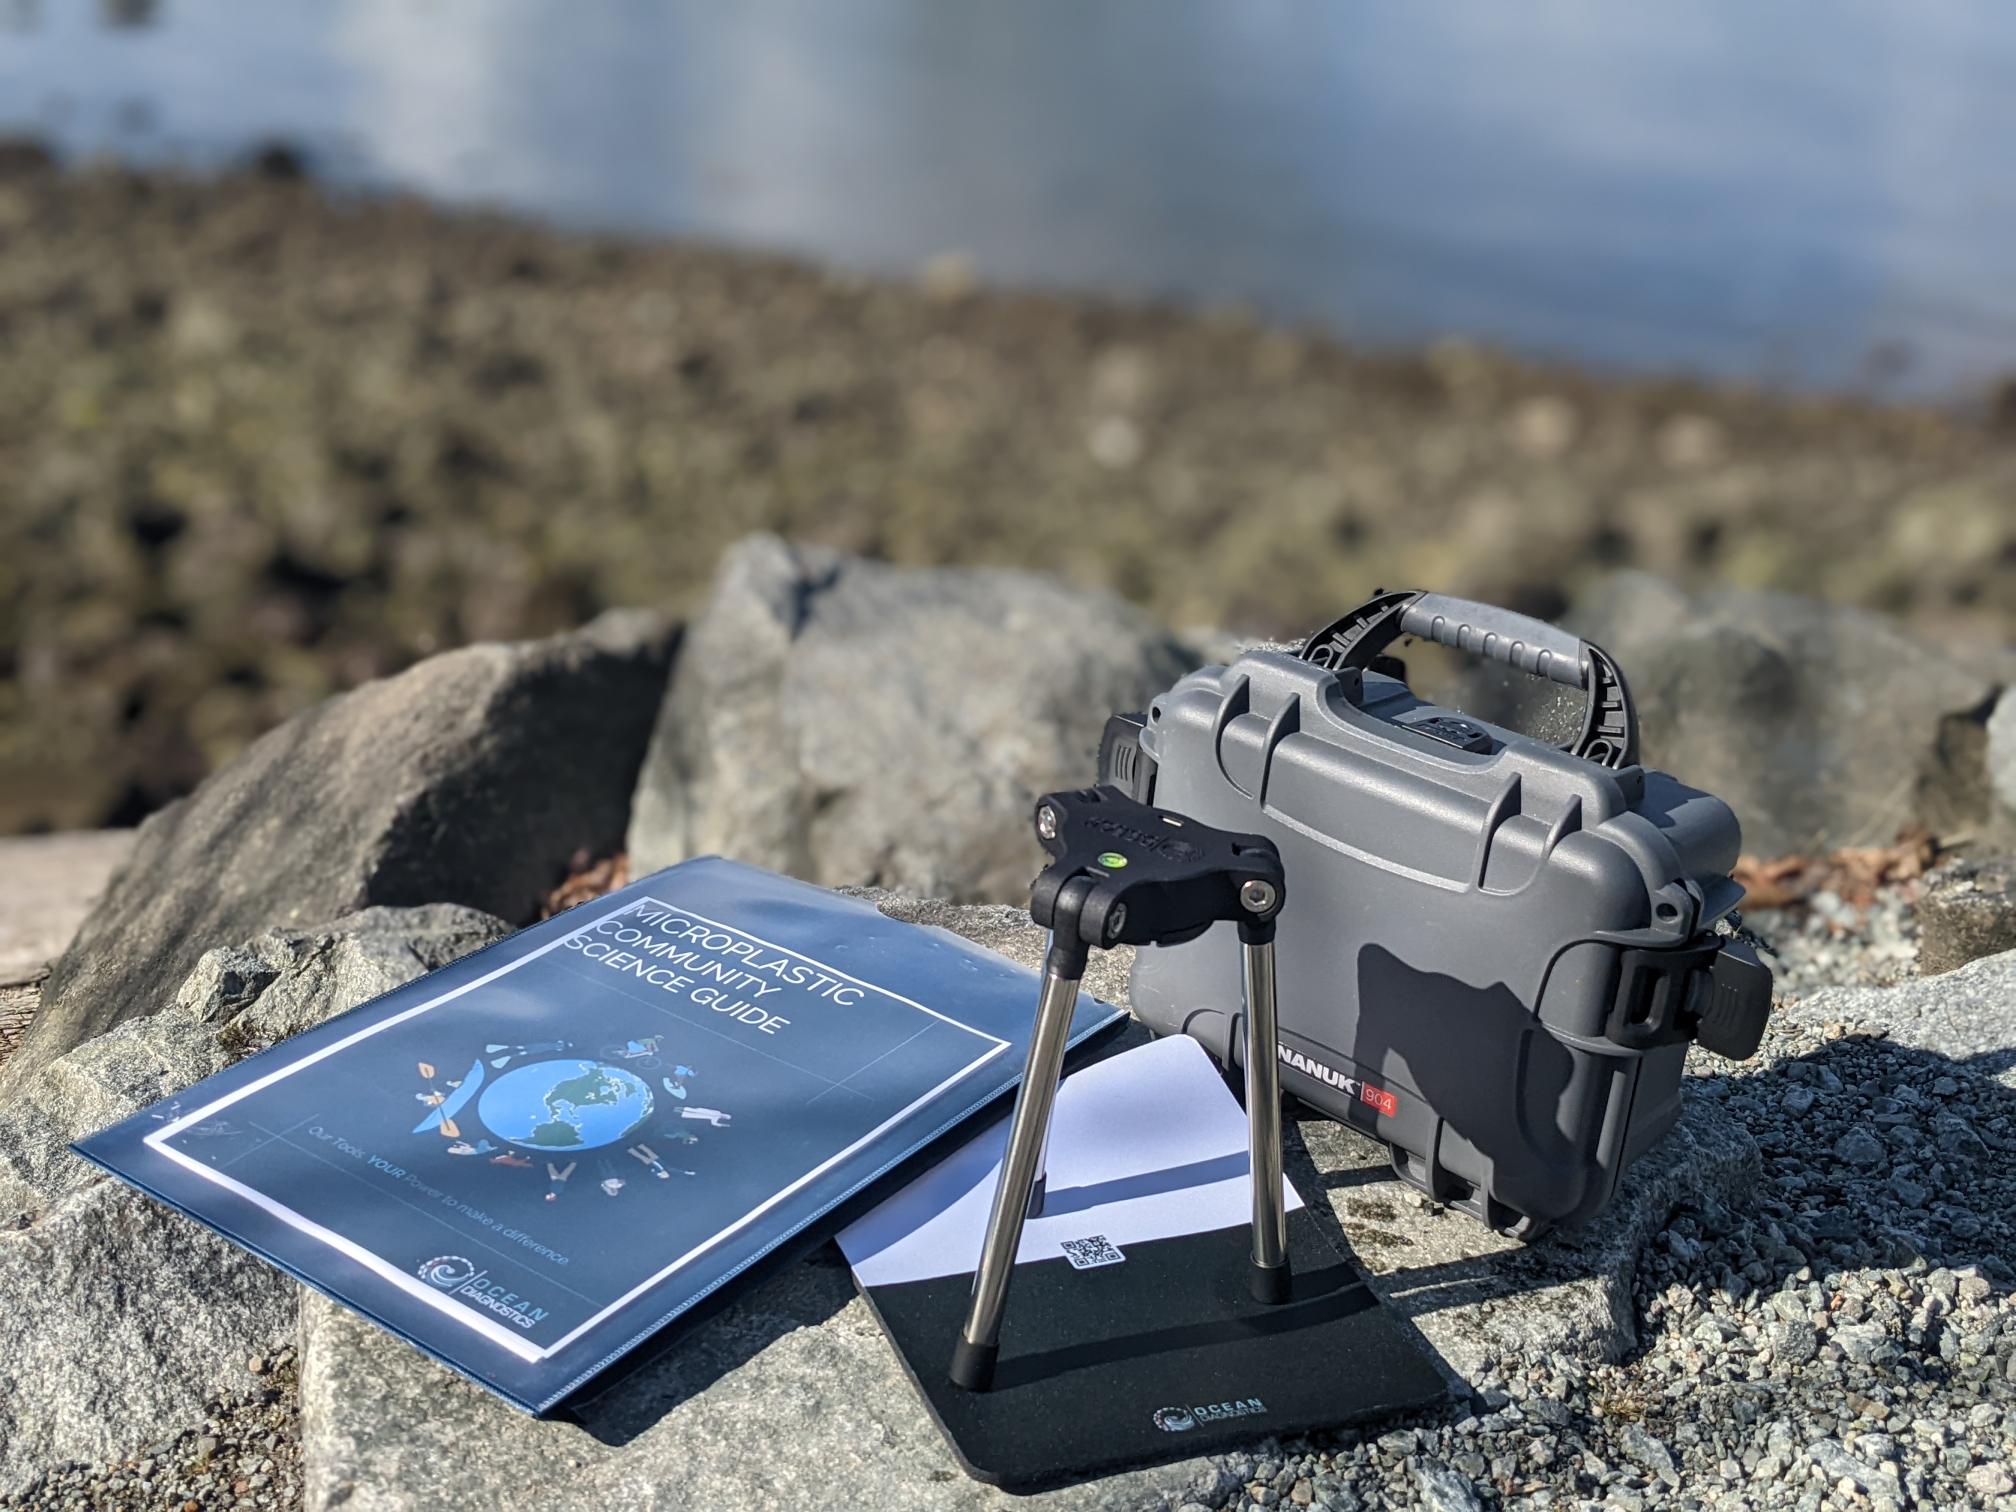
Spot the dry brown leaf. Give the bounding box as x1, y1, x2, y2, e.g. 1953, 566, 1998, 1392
541, 849, 632, 919
1734, 826, 1938, 912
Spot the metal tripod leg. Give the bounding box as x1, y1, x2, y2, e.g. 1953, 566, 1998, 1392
1241, 928, 1291, 1303
949, 939, 1083, 1392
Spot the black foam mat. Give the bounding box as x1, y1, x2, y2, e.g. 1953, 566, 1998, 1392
857, 1205, 1450, 1488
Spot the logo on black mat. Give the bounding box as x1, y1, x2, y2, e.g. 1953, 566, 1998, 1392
1153, 1398, 1266, 1433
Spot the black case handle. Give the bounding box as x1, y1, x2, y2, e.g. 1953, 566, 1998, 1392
1298, 589, 1639, 770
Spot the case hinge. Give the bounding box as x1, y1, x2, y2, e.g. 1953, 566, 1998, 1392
1605, 942, 1716, 1051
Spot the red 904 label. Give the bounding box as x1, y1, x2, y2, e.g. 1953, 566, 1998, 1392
1358, 1083, 1399, 1118
1279, 1045, 1400, 1118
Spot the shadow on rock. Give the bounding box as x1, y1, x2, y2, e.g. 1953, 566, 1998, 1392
562, 1248, 859, 1448
1280, 1009, 2014, 1406
1623, 1027, 2015, 1366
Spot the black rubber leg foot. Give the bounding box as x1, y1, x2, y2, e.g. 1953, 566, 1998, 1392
949, 1337, 998, 1392
1249, 1261, 1292, 1306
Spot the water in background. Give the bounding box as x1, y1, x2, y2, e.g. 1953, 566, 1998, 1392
6, 0, 2016, 398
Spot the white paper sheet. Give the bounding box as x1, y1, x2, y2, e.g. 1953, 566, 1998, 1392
840, 1034, 1301, 1286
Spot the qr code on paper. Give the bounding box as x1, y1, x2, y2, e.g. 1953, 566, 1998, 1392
1059, 1234, 1126, 1270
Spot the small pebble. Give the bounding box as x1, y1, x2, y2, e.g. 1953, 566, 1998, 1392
1966, 1462, 2014, 1497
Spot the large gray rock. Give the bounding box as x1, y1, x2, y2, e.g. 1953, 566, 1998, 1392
297, 892, 1751, 1511
12, 611, 673, 1085
0, 904, 508, 1495
1990, 686, 2016, 828
1470, 573, 2003, 858
0, 1181, 297, 1495
170, 901, 510, 1053
1916, 857, 2016, 977
0, 1002, 230, 1228
1780, 946, 2016, 1079
626, 535, 1196, 902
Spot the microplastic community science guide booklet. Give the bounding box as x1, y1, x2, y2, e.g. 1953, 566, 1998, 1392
78, 858, 1122, 1411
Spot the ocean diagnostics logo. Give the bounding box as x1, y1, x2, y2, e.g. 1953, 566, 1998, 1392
417, 1255, 479, 1289
1153, 1398, 1267, 1433
414, 1254, 550, 1329
1078, 809, 1203, 864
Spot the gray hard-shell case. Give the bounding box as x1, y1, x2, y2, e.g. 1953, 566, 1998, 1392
1127, 594, 1753, 1235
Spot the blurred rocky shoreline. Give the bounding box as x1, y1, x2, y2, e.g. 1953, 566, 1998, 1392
5, 143, 2016, 835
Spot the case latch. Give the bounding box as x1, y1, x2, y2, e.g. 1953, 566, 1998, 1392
1694, 937, 1773, 1060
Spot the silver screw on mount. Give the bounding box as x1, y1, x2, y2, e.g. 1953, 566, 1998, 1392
1036, 806, 1059, 841
1240, 879, 1277, 914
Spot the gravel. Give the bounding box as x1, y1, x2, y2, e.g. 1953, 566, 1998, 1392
1745, 888, 1922, 999
1, 1352, 302, 1512
1121, 941, 2016, 1512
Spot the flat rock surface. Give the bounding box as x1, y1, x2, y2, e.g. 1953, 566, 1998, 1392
626, 535, 1196, 903
1781, 944, 2016, 1079
300, 1276, 1219, 1512
0, 831, 133, 987
0, 1181, 298, 1498
11, 612, 672, 1086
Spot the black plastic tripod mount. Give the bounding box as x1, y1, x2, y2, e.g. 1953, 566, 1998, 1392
949, 785, 1291, 1393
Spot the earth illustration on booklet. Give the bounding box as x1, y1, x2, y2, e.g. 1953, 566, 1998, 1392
476, 1060, 661, 1154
